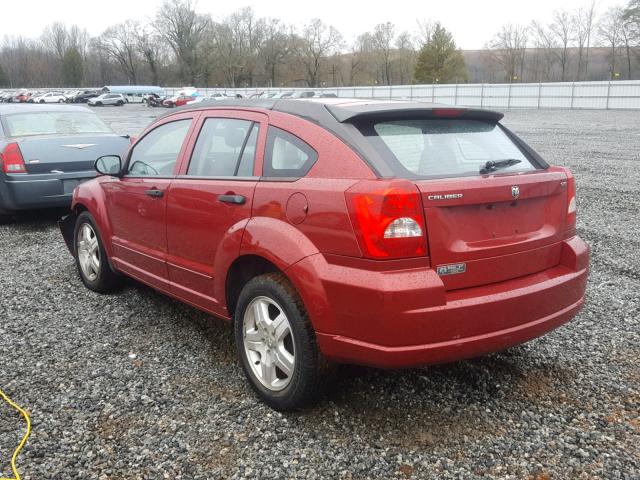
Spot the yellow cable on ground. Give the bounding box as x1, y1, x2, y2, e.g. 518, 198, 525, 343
0, 388, 31, 480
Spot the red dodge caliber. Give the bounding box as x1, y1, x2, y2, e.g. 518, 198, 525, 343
60, 99, 589, 410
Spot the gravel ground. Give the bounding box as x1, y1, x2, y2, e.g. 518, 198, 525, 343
0, 105, 639, 479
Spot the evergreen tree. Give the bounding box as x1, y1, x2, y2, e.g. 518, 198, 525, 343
62, 47, 84, 87
0, 63, 9, 87
414, 23, 467, 84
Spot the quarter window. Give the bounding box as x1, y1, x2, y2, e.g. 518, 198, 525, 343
264, 127, 317, 178
187, 118, 258, 177
128, 119, 192, 177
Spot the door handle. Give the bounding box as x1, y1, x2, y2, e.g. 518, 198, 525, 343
218, 194, 246, 205
145, 189, 164, 198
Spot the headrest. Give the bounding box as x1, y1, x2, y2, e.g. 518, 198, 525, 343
224, 128, 246, 149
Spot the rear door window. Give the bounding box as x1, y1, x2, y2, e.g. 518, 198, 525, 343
360, 119, 535, 179
187, 118, 258, 177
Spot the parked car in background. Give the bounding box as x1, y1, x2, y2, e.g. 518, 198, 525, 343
71, 90, 101, 103
88, 93, 126, 107
269, 92, 294, 99
32, 91, 68, 104
143, 93, 167, 107
16, 91, 32, 103
0, 91, 13, 103
162, 94, 196, 108
63, 90, 80, 101
0, 104, 131, 222
60, 98, 589, 410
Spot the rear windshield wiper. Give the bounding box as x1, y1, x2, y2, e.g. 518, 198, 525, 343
480, 158, 522, 175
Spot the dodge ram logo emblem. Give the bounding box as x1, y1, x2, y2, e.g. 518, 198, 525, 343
511, 186, 520, 199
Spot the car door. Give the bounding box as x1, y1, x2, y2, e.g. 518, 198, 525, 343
165, 110, 267, 315
102, 113, 197, 290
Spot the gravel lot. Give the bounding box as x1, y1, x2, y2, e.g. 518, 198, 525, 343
1, 104, 639, 479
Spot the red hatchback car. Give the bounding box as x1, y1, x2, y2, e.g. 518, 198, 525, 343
60, 99, 589, 410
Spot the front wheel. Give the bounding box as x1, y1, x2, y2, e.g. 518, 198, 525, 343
74, 212, 120, 292
117, 100, 124, 106
234, 273, 326, 410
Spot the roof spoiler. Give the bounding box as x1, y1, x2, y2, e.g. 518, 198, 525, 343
326, 104, 504, 123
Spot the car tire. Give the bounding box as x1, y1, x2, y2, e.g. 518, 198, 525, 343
234, 272, 327, 411
74, 211, 120, 293
117, 100, 124, 106
58, 99, 65, 103
96, 102, 102, 106
39, 100, 45, 103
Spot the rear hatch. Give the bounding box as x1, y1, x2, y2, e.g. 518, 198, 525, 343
345, 107, 569, 290
17, 134, 129, 174
416, 169, 568, 290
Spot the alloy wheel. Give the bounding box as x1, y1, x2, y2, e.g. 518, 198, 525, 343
77, 223, 101, 281
243, 296, 295, 391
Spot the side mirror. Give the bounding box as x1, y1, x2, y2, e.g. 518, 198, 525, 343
95, 155, 122, 176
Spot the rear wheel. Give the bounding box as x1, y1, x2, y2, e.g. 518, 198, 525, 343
74, 212, 120, 292
234, 273, 326, 410
117, 100, 124, 106
58, 99, 65, 103
95, 101, 102, 106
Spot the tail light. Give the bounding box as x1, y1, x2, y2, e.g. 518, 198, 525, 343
345, 180, 427, 259
1, 142, 27, 174
565, 171, 577, 237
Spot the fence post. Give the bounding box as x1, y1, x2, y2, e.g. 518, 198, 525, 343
454, 83, 458, 105
570, 82, 575, 109
507, 82, 512, 109
372, 86, 375, 99
480, 84, 484, 108
537, 83, 542, 109
431, 84, 435, 103
410, 83, 413, 100
606, 81, 611, 109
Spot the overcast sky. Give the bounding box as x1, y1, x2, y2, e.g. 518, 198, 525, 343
4, 0, 623, 49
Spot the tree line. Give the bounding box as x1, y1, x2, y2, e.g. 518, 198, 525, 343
0, 0, 638, 89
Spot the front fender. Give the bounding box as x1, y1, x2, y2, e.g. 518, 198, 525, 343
71, 178, 114, 258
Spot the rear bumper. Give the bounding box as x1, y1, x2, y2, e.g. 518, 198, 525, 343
288, 236, 589, 369
0, 171, 95, 211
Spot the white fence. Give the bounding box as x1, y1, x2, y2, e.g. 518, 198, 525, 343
165, 80, 640, 110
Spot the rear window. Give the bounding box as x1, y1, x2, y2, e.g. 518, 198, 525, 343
359, 119, 535, 179
4, 112, 112, 137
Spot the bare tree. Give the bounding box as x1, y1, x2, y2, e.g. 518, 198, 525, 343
295, 19, 343, 87
489, 24, 528, 82
154, 0, 210, 84
372, 22, 395, 85
394, 31, 416, 84
574, 1, 597, 80
260, 18, 291, 87
41, 22, 69, 62
135, 26, 164, 85
530, 21, 558, 81
549, 9, 574, 81
98, 21, 140, 84
598, 7, 623, 78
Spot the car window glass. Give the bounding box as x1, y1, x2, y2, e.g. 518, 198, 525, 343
367, 119, 534, 178
264, 127, 317, 178
128, 119, 192, 177
187, 118, 257, 177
